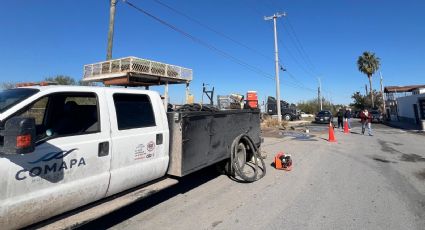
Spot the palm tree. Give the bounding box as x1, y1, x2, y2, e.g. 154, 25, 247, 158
357, 51, 380, 108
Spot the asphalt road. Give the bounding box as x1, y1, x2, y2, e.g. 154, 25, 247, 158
80, 120, 425, 230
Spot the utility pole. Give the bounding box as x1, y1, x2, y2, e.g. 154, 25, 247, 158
317, 87, 321, 110
106, 0, 117, 60
265, 12, 286, 123
380, 71, 386, 114
365, 84, 368, 95
317, 77, 322, 111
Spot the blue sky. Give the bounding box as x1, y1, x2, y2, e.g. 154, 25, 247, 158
1, 0, 424, 105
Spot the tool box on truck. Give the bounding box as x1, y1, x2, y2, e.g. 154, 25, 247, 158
167, 109, 261, 177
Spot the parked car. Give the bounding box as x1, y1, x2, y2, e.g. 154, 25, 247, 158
300, 112, 314, 118
314, 110, 333, 124
353, 110, 360, 118
371, 110, 383, 123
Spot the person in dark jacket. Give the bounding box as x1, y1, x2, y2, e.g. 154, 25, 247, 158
344, 108, 352, 130
360, 109, 373, 136
336, 109, 344, 130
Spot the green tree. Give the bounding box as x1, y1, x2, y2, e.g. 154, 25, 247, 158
350, 90, 383, 111
1, 75, 91, 89
357, 51, 381, 108
45, 75, 77, 85
0, 82, 15, 89
297, 97, 343, 115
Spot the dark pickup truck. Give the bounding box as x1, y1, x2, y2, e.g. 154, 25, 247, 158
266, 96, 300, 121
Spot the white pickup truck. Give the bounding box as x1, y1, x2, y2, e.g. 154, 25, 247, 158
0, 85, 262, 229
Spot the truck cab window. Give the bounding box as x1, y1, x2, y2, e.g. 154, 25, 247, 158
19, 97, 49, 125
8, 92, 100, 142
48, 93, 100, 136
113, 93, 156, 130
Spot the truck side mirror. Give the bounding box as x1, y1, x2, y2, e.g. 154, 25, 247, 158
0, 117, 36, 154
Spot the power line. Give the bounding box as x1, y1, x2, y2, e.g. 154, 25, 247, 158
286, 17, 317, 72
278, 38, 317, 77
155, 0, 314, 92
279, 19, 317, 75
122, 0, 316, 94
285, 70, 316, 92
150, 0, 273, 61
279, 58, 314, 91
262, 0, 319, 75
122, 0, 274, 81
248, 1, 318, 82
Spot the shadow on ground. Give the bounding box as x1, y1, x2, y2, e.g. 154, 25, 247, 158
77, 165, 223, 229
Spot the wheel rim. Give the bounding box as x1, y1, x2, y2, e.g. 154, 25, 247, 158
236, 143, 246, 170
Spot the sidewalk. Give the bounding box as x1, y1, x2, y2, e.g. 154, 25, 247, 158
384, 120, 424, 132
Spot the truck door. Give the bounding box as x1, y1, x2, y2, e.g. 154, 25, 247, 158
0, 91, 111, 229
105, 91, 169, 196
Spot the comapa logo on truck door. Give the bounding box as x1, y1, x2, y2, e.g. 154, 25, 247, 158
15, 148, 86, 181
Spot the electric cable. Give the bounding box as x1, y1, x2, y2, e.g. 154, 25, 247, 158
153, 0, 312, 90
150, 0, 273, 61
286, 17, 317, 71
123, 0, 318, 94
123, 0, 275, 81
246, 1, 320, 86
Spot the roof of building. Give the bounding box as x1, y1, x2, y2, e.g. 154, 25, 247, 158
384, 85, 425, 93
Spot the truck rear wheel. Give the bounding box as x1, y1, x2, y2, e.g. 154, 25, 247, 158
220, 143, 249, 176
235, 143, 247, 170
283, 114, 291, 121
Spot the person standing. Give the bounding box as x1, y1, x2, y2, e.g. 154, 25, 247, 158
360, 109, 373, 136
337, 109, 344, 130
344, 108, 352, 130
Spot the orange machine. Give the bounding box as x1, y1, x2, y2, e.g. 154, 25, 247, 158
274, 152, 292, 171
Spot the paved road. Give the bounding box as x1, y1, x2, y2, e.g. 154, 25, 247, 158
80, 121, 425, 230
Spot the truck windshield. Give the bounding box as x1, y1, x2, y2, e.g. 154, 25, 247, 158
0, 88, 39, 113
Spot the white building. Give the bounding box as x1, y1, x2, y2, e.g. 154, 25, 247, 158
385, 85, 425, 130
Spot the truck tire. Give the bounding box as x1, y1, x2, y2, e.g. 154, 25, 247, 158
283, 114, 291, 121
235, 143, 247, 170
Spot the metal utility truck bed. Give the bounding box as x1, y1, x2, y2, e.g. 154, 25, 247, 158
167, 109, 261, 177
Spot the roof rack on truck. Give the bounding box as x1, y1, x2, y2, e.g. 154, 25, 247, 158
82, 56, 193, 107
15, 81, 58, 87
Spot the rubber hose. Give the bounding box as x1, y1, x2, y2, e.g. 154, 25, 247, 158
230, 134, 266, 182
243, 135, 266, 180
243, 135, 266, 181
231, 135, 258, 182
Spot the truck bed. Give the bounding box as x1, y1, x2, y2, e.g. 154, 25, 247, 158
167, 109, 261, 177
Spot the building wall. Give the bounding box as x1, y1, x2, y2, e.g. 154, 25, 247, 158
397, 94, 425, 127
413, 88, 425, 95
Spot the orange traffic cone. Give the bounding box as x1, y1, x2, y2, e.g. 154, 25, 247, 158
328, 122, 337, 142
343, 118, 349, 134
